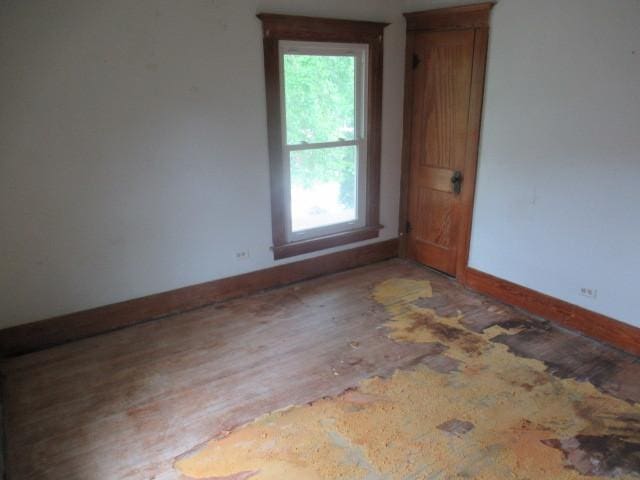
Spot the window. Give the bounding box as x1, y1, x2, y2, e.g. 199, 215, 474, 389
258, 14, 387, 259
282, 41, 367, 240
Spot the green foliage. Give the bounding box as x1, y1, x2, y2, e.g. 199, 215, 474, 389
290, 147, 356, 208
284, 54, 357, 209
284, 54, 355, 143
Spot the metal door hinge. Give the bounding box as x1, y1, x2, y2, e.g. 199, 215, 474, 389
412, 53, 421, 70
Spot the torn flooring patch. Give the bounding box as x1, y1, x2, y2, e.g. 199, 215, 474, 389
176, 278, 640, 480
437, 418, 475, 437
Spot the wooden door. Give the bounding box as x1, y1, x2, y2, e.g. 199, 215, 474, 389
406, 29, 476, 275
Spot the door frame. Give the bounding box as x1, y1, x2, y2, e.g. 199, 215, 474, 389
398, 3, 494, 284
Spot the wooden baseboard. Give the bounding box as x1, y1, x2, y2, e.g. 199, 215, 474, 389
464, 267, 640, 357
0, 239, 399, 356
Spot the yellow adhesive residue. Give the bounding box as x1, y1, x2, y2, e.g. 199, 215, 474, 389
176, 278, 640, 480
374, 279, 479, 355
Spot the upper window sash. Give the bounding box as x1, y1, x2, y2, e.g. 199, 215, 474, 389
279, 41, 368, 149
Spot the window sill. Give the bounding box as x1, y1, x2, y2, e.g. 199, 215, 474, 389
273, 225, 383, 260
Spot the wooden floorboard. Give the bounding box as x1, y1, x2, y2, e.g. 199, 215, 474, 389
2, 259, 638, 479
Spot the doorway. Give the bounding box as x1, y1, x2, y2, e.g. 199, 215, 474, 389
400, 3, 492, 281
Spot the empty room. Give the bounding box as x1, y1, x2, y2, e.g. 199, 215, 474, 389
1, 0, 639, 478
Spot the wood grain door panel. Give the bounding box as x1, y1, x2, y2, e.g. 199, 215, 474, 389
407, 29, 475, 275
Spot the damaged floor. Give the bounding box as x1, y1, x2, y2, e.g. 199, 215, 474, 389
3, 260, 640, 479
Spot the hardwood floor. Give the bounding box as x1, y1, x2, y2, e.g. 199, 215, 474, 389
2, 259, 639, 479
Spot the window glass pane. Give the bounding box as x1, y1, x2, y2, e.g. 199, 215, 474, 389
290, 146, 357, 232
283, 54, 355, 144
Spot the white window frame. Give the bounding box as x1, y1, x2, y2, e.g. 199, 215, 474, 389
278, 41, 369, 243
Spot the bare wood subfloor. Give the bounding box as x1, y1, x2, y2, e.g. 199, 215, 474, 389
3, 259, 639, 479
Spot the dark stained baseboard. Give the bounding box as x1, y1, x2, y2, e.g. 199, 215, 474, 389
0, 239, 399, 357
464, 267, 640, 357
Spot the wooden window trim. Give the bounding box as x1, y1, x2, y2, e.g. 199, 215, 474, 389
258, 14, 388, 260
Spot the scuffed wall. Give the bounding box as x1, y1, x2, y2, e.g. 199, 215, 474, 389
405, 0, 640, 327
2, 0, 638, 329
0, 0, 406, 328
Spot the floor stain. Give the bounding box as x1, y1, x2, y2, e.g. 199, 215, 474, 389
374, 279, 485, 357
494, 328, 640, 404
543, 435, 640, 477
175, 278, 640, 480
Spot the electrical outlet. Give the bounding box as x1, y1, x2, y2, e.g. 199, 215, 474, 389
235, 250, 250, 261
579, 287, 597, 299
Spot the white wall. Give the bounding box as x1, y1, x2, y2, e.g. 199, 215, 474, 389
405, 0, 640, 327
0, 0, 406, 328
3, 0, 639, 330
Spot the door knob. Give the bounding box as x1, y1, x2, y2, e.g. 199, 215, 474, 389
451, 170, 463, 194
